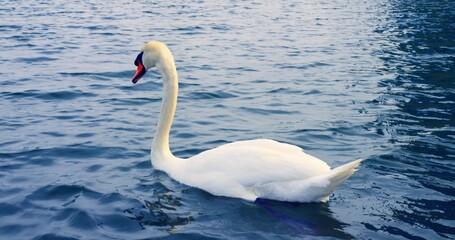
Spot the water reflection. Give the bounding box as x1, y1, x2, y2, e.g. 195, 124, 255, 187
369, 0, 454, 238
256, 199, 353, 239
134, 174, 353, 239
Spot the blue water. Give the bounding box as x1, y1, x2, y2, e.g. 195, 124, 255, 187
1, 0, 454, 239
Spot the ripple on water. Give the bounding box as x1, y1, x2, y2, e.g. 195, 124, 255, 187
60, 209, 98, 230
186, 90, 237, 100
0, 203, 21, 216
15, 56, 59, 63
60, 70, 134, 80
32, 233, 79, 240
240, 106, 300, 115
124, 199, 194, 229
2, 89, 97, 101
1, 0, 454, 239
26, 184, 100, 203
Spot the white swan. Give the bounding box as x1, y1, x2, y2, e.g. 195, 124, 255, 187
131, 41, 362, 202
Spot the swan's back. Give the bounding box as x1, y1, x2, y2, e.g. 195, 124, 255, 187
172, 139, 332, 200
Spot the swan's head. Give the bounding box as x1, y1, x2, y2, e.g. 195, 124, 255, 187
132, 41, 171, 84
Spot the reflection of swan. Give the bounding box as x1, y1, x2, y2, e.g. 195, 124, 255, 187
131, 41, 362, 202
255, 199, 353, 238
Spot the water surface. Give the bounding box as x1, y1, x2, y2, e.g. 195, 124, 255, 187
0, 0, 454, 239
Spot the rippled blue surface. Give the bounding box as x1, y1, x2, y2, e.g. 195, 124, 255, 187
1, 0, 454, 239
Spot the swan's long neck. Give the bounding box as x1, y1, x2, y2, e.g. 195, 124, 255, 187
151, 54, 180, 170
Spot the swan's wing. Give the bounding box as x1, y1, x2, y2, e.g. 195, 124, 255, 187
177, 139, 331, 196
253, 159, 362, 202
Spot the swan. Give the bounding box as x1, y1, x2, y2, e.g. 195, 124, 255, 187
131, 41, 362, 202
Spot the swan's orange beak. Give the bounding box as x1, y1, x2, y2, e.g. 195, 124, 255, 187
132, 52, 146, 84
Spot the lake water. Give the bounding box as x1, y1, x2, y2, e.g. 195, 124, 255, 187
1, 0, 454, 239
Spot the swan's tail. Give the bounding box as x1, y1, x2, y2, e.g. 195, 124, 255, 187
253, 159, 363, 203
320, 159, 363, 202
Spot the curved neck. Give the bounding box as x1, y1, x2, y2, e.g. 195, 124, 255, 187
152, 57, 179, 169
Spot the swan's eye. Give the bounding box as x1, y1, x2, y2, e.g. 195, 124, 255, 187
134, 52, 144, 66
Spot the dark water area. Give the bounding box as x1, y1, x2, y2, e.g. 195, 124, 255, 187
1, 0, 454, 239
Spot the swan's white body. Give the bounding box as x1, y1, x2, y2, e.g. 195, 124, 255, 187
132, 41, 362, 202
